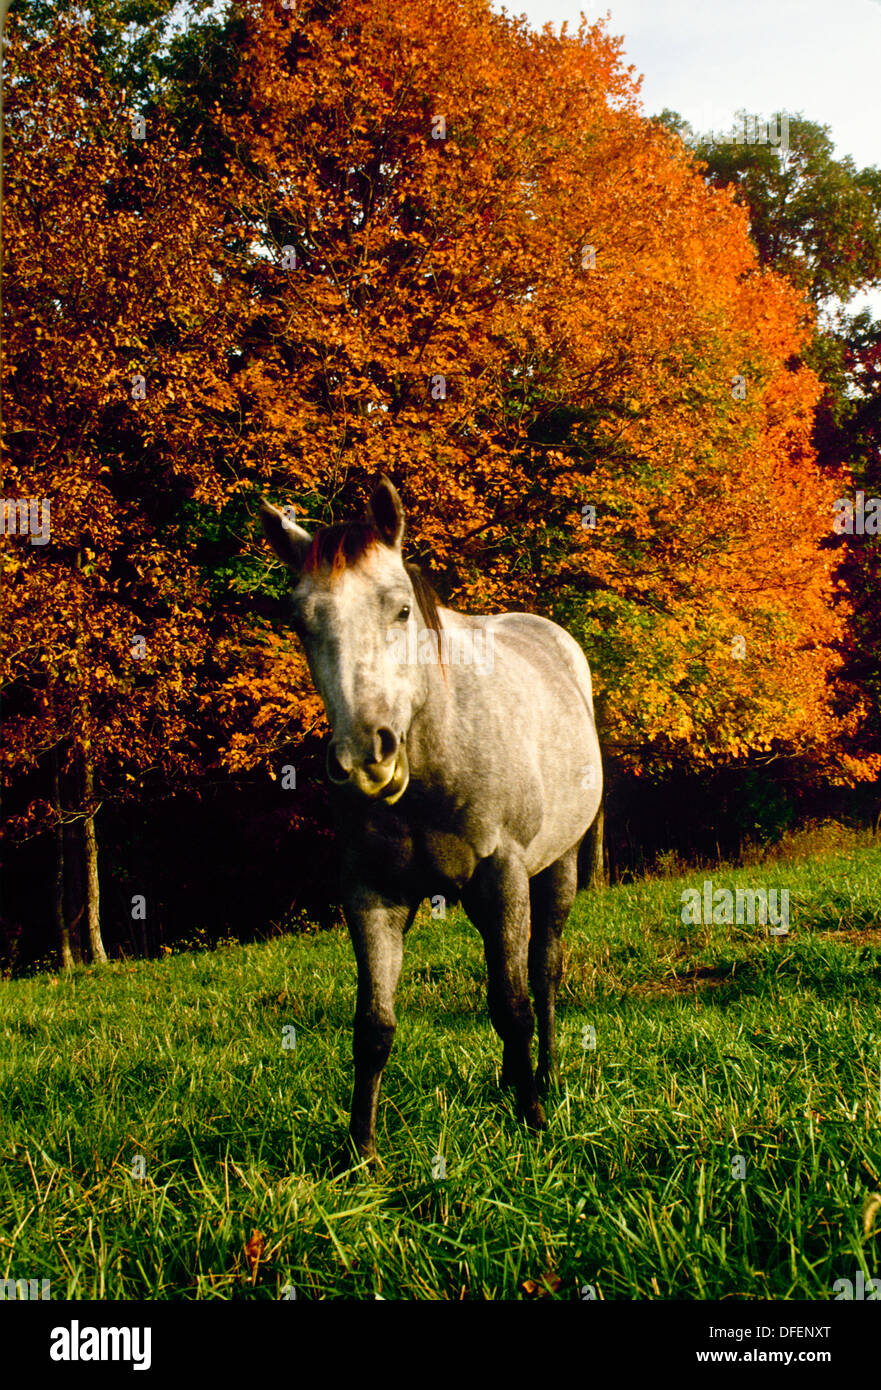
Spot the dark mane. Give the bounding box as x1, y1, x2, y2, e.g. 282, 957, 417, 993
405, 561, 445, 654
303, 521, 379, 579
304, 522, 445, 657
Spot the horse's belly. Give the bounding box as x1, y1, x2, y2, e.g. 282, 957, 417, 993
420, 828, 480, 895
523, 810, 600, 877
522, 724, 603, 875
349, 800, 480, 900
480, 619, 603, 867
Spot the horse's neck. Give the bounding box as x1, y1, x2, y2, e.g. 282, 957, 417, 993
407, 612, 483, 781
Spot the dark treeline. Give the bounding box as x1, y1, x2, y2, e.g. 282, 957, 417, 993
2, 761, 876, 972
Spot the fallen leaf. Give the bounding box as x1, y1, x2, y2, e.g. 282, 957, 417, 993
245, 1229, 266, 1281
521, 1271, 562, 1298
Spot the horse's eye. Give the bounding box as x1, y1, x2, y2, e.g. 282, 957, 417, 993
397, 605, 411, 622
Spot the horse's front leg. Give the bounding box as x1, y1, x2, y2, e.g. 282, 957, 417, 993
336, 887, 413, 1167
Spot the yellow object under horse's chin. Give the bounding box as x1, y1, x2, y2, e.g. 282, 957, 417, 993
378, 745, 410, 804
349, 744, 410, 804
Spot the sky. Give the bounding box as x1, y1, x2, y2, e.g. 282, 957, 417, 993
491, 0, 880, 168
491, 0, 881, 317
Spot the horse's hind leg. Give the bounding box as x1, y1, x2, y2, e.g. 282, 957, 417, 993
462, 850, 546, 1131
528, 843, 579, 1092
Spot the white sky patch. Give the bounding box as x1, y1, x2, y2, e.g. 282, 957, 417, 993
493, 0, 881, 317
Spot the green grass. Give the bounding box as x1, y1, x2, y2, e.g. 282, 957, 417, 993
1, 843, 879, 1300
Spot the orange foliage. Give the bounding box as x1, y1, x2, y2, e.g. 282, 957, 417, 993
1, 0, 868, 858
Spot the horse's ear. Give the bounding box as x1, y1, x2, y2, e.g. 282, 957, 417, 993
367, 474, 405, 550
260, 500, 313, 573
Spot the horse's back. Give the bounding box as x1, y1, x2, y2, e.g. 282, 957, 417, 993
485, 612, 595, 713
442, 609, 602, 874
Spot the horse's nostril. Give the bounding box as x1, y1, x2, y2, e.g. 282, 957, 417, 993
373, 727, 398, 764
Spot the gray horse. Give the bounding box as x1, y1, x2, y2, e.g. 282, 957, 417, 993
261, 476, 603, 1165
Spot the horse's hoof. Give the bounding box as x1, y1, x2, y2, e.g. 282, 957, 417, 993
329, 1141, 375, 1176
522, 1100, 547, 1131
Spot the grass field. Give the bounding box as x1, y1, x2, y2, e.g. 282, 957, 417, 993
1, 837, 879, 1300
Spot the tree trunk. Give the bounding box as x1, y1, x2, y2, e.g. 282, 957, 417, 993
63, 812, 85, 964
71, 571, 108, 966
586, 798, 607, 889
50, 748, 74, 972
79, 740, 107, 964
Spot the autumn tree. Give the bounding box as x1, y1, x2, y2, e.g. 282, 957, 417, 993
817, 311, 881, 786
219, 0, 849, 787
657, 109, 881, 788
12, 0, 220, 103
664, 112, 881, 307
1, 12, 252, 963
3, 0, 870, 965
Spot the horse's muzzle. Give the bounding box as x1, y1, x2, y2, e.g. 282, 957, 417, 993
325, 740, 410, 805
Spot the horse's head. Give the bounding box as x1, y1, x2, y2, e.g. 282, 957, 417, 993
261, 476, 434, 804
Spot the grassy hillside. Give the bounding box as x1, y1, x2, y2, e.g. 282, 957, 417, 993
1, 840, 879, 1299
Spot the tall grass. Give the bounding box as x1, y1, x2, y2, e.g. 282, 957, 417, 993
1, 841, 878, 1299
